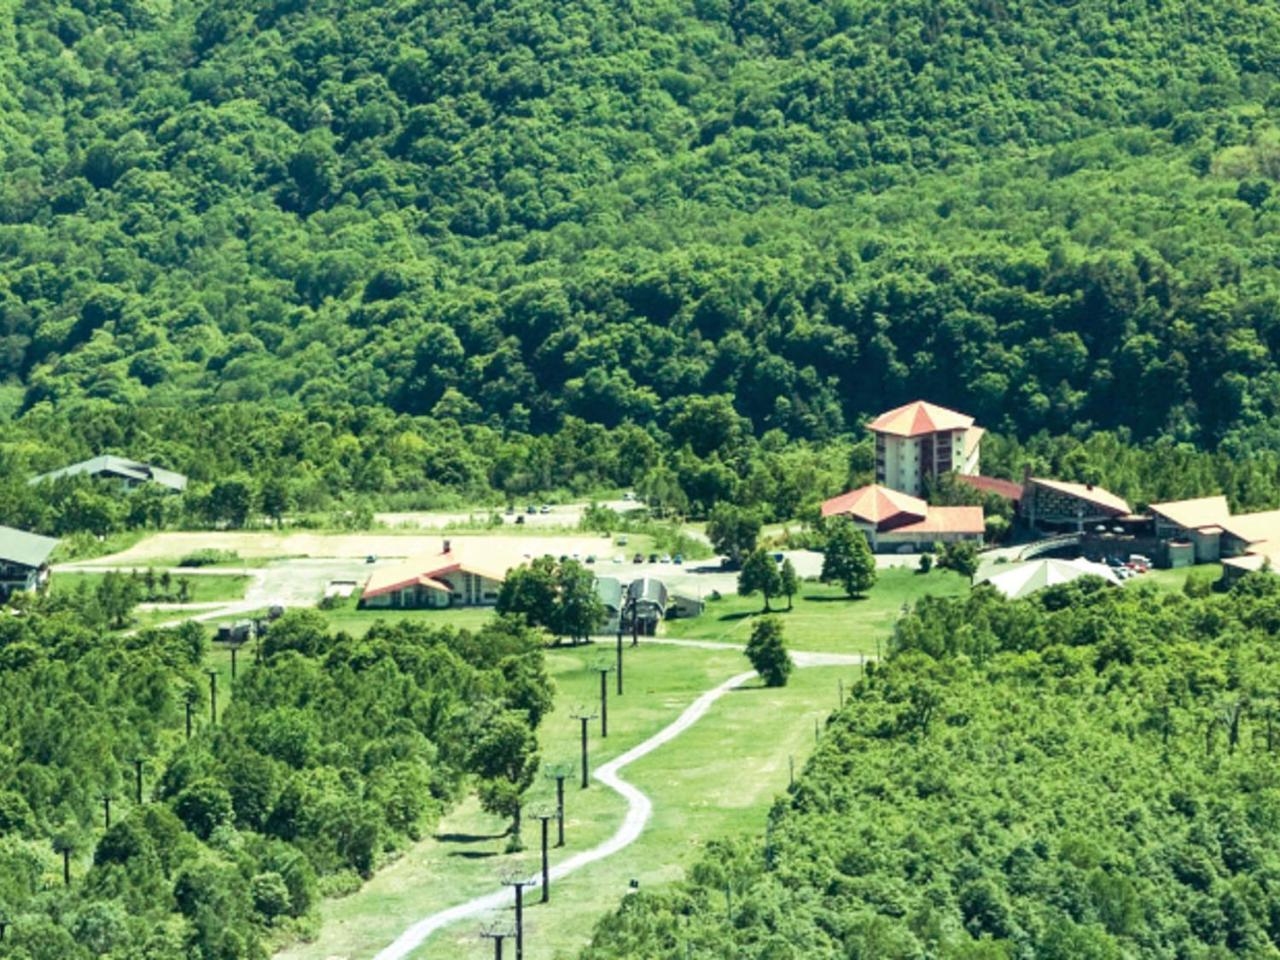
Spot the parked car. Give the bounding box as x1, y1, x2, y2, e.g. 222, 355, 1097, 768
633, 553, 644, 563
772, 552, 784, 563
527, 505, 537, 514
540, 504, 551, 514
660, 554, 672, 564
673, 553, 684, 565
365, 554, 378, 564
613, 554, 624, 564
616, 534, 629, 546
585, 554, 596, 564
515, 515, 525, 525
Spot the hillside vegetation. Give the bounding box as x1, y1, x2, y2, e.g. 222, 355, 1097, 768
582, 576, 1280, 959
1, 0, 1280, 452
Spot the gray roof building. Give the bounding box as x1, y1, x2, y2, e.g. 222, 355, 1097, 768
30, 455, 188, 492
594, 576, 624, 613
0, 526, 60, 569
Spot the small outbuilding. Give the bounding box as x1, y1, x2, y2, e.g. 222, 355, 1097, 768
30, 455, 188, 493
0, 526, 60, 600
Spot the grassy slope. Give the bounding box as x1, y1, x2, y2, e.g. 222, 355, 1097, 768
51, 571, 251, 604
279, 568, 967, 959
276, 643, 854, 960
664, 569, 971, 655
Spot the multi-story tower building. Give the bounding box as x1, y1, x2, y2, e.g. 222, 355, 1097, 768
867, 400, 983, 497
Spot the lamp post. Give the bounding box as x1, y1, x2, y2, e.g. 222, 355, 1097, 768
569, 707, 597, 789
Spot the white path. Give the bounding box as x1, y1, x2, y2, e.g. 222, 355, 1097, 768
372, 639, 871, 960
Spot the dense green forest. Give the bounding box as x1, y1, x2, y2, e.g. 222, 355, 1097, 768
582, 575, 1280, 959
2, 0, 1280, 463
0, 601, 552, 959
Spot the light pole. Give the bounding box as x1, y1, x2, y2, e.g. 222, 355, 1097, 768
100, 794, 113, 830
569, 707, 598, 789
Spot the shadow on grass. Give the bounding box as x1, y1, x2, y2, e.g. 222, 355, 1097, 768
436, 831, 507, 844
802, 594, 866, 603
447, 850, 500, 860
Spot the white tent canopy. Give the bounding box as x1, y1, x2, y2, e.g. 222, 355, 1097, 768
976, 557, 1120, 600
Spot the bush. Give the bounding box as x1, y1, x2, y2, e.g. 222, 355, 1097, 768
179, 548, 239, 567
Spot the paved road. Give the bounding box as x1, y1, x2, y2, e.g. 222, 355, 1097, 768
370, 637, 870, 960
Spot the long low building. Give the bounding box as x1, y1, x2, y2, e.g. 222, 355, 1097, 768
30, 455, 188, 493
360, 541, 507, 609
0, 526, 60, 600
1022, 477, 1131, 532
820, 484, 984, 552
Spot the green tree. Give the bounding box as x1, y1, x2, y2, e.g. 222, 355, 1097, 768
556, 559, 605, 644
738, 548, 782, 612
496, 556, 559, 631
469, 711, 540, 840
707, 503, 762, 568
744, 616, 792, 687
821, 519, 877, 597
938, 541, 980, 583
779, 557, 799, 610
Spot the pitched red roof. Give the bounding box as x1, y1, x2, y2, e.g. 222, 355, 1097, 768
959, 475, 1024, 502
362, 545, 511, 600
820, 484, 927, 524
866, 401, 974, 438
889, 506, 986, 536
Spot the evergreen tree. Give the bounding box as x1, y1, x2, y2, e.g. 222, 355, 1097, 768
738, 548, 782, 612
821, 519, 877, 598
744, 616, 792, 687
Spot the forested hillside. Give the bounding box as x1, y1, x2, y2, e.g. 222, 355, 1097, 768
0, 603, 551, 959
582, 575, 1280, 959
2, 0, 1280, 452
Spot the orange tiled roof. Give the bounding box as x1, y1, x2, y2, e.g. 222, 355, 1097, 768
959, 475, 1024, 501
1148, 495, 1231, 531
362, 545, 511, 600
1028, 478, 1130, 515
820, 484, 928, 524
890, 506, 986, 536
867, 401, 975, 437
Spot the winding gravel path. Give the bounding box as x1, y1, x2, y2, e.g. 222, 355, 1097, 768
372, 638, 870, 959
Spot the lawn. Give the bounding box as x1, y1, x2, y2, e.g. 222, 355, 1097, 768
664, 566, 971, 656
52, 570, 252, 604
1129, 563, 1220, 593
320, 605, 498, 636
276, 642, 855, 960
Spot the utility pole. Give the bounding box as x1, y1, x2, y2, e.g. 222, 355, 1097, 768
530, 805, 556, 903
542, 763, 573, 846
499, 869, 533, 960
207, 670, 219, 726
569, 708, 598, 788
185, 689, 196, 740
130, 758, 145, 805
229, 641, 241, 680
100, 794, 113, 830
479, 919, 515, 960
615, 622, 625, 695
593, 660, 615, 738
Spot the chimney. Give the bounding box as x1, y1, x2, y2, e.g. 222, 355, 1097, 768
443, 539, 451, 554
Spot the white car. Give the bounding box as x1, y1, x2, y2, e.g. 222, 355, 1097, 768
613, 554, 624, 564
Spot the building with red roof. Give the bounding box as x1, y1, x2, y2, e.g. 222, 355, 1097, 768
360, 540, 511, 609
867, 400, 983, 497
821, 484, 985, 552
